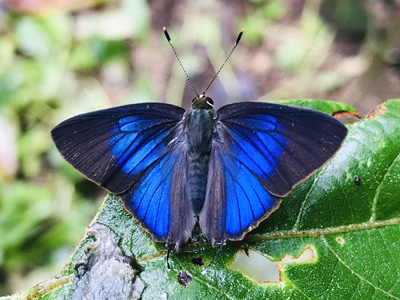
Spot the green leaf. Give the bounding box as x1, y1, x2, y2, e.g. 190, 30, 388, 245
5, 99, 400, 300
270, 98, 356, 114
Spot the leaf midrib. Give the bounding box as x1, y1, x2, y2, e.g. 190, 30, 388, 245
135, 219, 400, 264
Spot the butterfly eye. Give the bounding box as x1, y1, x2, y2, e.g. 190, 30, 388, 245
206, 97, 214, 107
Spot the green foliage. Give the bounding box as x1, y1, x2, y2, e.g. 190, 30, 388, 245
0, 9, 136, 295
1, 0, 400, 297
9, 99, 400, 300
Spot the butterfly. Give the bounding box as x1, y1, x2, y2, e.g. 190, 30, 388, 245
51, 28, 348, 253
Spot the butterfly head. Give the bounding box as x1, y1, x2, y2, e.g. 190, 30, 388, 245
191, 94, 214, 110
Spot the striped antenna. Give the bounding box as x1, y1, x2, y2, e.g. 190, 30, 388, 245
203, 29, 244, 95
163, 27, 199, 97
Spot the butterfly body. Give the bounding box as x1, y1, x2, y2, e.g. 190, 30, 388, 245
52, 98, 347, 251
184, 97, 216, 214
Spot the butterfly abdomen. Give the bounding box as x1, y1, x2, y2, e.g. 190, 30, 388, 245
184, 108, 215, 214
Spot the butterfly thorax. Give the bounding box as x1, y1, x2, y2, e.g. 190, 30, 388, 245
183, 101, 216, 215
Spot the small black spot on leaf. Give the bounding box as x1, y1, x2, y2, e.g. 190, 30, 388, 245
190, 257, 204, 266
177, 271, 193, 287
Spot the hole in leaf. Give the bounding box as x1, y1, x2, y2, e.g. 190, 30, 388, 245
332, 111, 360, 124
229, 247, 315, 283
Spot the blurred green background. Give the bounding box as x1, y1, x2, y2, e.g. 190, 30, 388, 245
1, 0, 400, 295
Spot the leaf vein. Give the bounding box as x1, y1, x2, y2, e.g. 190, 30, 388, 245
370, 151, 400, 221
321, 236, 400, 299
292, 171, 324, 231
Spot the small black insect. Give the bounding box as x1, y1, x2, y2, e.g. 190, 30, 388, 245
354, 175, 361, 186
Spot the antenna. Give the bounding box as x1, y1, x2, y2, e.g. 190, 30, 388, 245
163, 27, 244, 97
163, 27, 199, 97
203, 28, 244, 95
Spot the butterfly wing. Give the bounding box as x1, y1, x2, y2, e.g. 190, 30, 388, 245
52, 103, 195, 247
200, 102, 348, 243
119, 141, 195, 249
51, 103, 185, 194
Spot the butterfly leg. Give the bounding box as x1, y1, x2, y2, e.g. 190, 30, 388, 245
166, 244, 173, 269
202, 242, 225, 274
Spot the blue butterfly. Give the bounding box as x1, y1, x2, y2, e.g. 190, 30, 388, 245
51, 97, 347, 250
51, 29, 348, 253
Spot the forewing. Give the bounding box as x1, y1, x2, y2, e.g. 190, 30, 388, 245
51, 103, 185, 194
200, 102, 347, 243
